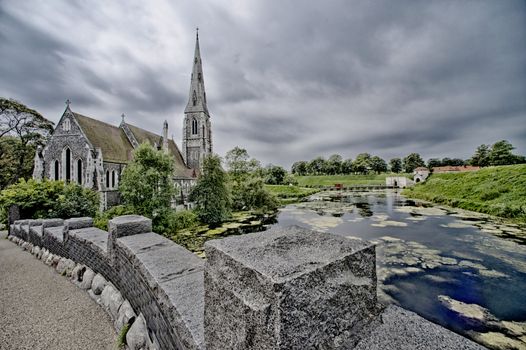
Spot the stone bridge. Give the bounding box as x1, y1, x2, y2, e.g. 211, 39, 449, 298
6, 208, 485, 349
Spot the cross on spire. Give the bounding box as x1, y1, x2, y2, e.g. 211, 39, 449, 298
65, 99, 71, 107
196, 26, 199, 39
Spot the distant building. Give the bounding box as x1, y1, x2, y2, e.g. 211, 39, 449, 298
413, 167, 430, 183
33, 31, 213, 210
386, 176, 414, 188
432, 165, 480, 173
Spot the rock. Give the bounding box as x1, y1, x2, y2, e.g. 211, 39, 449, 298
44, 253, 55, 266
21, 242, 29, 250
115, 300, 136, 331
101, 285, 124, 320
126, 313, 149, 350
33, 246, 41, 257
56, 258, 68, 274
79, 268, 95, 290
91, 273, 107, 295
51, 255, 61, 268
70, 264, 85, 282
471, 331, 526, 350
41, 250, 49, 262
63, 259, 76, 277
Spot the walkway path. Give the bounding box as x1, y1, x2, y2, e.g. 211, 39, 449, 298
0, 231, 116, 350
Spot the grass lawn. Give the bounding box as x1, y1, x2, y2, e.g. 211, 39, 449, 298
294, 173, 412, 187
264, 185, 320, 204
402, 164, 526, 222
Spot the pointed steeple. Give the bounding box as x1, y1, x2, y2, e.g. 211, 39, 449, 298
185, 27, 208, 114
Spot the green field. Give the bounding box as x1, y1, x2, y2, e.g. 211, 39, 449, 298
403, 164, 526, 222
294, 173, 412, 187
264, 185, 320, 204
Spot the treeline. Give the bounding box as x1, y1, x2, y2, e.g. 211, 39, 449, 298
291, 140, 525, 176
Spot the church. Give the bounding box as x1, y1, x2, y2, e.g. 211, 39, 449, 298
33, 31, 213, 210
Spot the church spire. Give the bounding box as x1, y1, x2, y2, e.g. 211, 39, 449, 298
185, 27, 208, 114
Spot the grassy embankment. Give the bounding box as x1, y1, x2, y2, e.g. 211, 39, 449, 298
264, 185, 320, 205
403, 164, 526, 222
295, 173, 412, 187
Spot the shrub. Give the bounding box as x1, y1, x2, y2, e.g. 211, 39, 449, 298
153, 209, 198, 235
0, 179, 98, 224
94, 205, 135, 230
231, 177, 278, 212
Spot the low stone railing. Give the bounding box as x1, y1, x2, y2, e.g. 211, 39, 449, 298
7, 208, 485, 350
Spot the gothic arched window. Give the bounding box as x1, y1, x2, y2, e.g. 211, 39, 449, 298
106, 170, 110, 188
54, 160, 59, 181
111, 170, 116, 188
77, 159, 82, 184
192, 119, 198, 135
65, 148, 71, 182
192, 90, 197, 106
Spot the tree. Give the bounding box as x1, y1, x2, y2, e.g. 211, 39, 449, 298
264, 164, 287, 185
370, 156, 387, 174
291, 161, 308, 176
231, 177, 278, 212
389, 158, 402, 173
427, 158, 442, 169
353, 153, 372, 174
119, 143, 176, 218
308, 157, 326, 175
225, 146, 261, 180
341, 158, 354, 174
325, 154, 343, 175
403, 153, 425, 173
489, 140, 515, 166
189, 155, 231, 225
470, 144, 490, 167
0, 98, 54, 188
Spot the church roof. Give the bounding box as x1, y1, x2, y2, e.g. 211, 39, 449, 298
74, 113, 133, 163
73, 112, 194, 179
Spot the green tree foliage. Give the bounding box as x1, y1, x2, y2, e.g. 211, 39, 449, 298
427, 158, 442, 169
308, 157, 326, 175
224, 146, 261, 181
119, 143, 175, 218
389, 158, 403, 173
489, 140, 516, 166
291, 161, 308, 175
325, 154, 343, 175
0, 98, 54, 188
353, 153, 372, 174
403, 153, 425, 173
264, 164, 287, 185
232, 177, 278, 212
0, 179, 98, 224
341, 158, 354, 174
470, 144, 491, 167
189, 155, 231, 225
370, 156, 387, 174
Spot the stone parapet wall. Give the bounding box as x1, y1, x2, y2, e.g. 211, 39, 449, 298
8, 210, 486, 350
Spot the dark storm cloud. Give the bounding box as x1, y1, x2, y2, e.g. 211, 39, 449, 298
0, 0, 525, 167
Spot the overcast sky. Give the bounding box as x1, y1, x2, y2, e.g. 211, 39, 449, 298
1, 0, 525, 168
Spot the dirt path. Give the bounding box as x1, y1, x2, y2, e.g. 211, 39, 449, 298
0, 231, 116, 350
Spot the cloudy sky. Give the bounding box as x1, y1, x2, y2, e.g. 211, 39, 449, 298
1, 0, 525, 168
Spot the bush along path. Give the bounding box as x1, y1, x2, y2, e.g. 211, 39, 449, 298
2, 232, 155, 350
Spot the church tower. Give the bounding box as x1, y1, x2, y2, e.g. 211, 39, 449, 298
183, 28, 212, 171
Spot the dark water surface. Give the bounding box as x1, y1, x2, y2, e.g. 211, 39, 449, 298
273, 190, 526, 348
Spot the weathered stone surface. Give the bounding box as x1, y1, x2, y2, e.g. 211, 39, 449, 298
354, 305, 486, 350
51, 255, 61, 268
41, 249, 49, 261
109, 215, 152, 239
126, 313, 150, 350
33, 246, 40, 257
101, 284, 124, 320
79, 268, 95, 290
115, 300, 136, 331
41, 218, 64, 228
91, 273, 107, 295
69, 227, 108, 253
70, 264, 85, 282
44, 253, 55, 266
64, 259, 76, 277
56, 257, 68, 274
65, 217, 93, 230
204, 225, 377, 350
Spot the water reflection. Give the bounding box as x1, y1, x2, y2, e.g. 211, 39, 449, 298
275, 190, 526, 350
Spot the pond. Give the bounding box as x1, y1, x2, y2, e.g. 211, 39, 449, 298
273, 190, 526, 350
